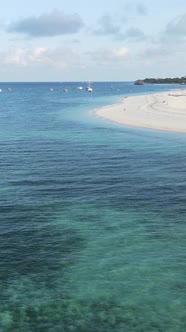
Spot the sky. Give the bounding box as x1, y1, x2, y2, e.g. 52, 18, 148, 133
0, 0, 186, 81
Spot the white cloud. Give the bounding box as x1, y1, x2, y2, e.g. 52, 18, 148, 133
124, 1, 148, 16
93, 14, 121, 35
0, 47, 84, 70
0, 46, 129, 72
136, 13, 186, 63
136, 3, 148, 16
0, 48, 29, 66
7, 9, 84, 37
165, 14, 186, 37
159, 13, 186, 46
110, 47, 129, 60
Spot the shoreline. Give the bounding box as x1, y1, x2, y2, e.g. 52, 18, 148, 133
95, 89, 186, 133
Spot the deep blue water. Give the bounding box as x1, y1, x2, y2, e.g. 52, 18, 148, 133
0, 82, 186, 331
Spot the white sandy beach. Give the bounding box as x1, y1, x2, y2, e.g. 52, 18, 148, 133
96, 89, 186, 132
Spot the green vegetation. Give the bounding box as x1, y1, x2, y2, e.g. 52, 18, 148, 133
143, 76, 186, 84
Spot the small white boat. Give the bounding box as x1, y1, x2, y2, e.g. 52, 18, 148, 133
86, 87, 93, 92
77, 86, 83, 90
0, 89, 2, 92
86, 82, 93, 92
64, 88, 68, 92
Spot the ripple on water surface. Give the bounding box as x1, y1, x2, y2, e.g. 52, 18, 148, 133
0, 82, 186, 331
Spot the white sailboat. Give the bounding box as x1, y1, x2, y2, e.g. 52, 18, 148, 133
86, 81, 93, 92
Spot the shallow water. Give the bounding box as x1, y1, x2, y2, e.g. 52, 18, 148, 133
0, 82, 186, 331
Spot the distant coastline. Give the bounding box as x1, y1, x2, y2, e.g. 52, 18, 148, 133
134, 76, 186, 85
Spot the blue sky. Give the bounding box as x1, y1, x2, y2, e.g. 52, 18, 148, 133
0, 0, 186, 81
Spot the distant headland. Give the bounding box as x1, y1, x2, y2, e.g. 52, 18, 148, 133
134, 76, 186, 85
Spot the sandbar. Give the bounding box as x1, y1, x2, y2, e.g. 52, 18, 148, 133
96, 89, 186, 132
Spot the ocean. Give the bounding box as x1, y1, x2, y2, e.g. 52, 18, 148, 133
0, 82, 185, 331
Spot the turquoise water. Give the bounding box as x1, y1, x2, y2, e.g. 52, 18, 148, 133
0, 82, 186, 331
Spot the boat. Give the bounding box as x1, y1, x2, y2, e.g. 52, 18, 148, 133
0, 89, 2, 92
77, 86, 83, 90
86, 82, 93, 92
86, 87, 93, 92
63, 88, 68, 92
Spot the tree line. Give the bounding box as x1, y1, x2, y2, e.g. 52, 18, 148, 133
143, 76, 186, 84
